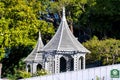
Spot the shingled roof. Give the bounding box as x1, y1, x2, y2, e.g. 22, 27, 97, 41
24, 32, 44, 62
42, 7, 90, 53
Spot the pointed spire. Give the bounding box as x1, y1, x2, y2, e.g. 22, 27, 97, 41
24, 31, 44, 62
63, 7, 65, 17
39, 31, 41, 39
37, 31, 44, 52
62, 7, 66, 21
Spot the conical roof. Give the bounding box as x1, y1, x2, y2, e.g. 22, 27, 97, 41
24, 32, 44, 62
42, 7, 90, 53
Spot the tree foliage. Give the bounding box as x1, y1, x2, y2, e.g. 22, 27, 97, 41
0, 0, 54, 77
79, 0, 120, 39
83, 36, 120, 66
45, 0, 120, 41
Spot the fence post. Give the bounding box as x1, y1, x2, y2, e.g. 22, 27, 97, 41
0, 63, 2, 78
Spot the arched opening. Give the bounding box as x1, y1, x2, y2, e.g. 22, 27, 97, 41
70, 58, 74, 71
79, 56, 84, 69
27, 65, 31, 72
37, 64, 42, 71
60, 57, 66, 72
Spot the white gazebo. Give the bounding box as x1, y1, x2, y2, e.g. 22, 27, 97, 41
24, 7, 90, 74
41, 7, 90, 73
24, 32, 44, 74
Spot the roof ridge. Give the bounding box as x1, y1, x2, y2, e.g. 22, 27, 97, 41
57, 7, 66, 50
57, 22, 64, 50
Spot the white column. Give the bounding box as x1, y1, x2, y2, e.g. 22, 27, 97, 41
79, 58, 81, 70
26, 64, 28, 72
32, 63, 37, 73
26, 65, 28, 72
30, 63, 33, 74
45, 61, 49, 72
74, 55, 78, 71
49, 62, 53, 73
55, 55, 59, 73
83, 56, 85, 69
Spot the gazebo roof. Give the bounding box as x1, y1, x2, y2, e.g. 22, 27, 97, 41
42, 7, 90, 53
24, 32, 44, 62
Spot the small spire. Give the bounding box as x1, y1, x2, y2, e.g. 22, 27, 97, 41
62, 7, 66, 21
37, 31, 44, 52
63, 7, 65, 17
39, 31, 41, 38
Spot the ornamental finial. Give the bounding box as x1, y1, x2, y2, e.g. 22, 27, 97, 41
39, 31, 41, 38
62, 7, 66, 21
63, 7, 65, 16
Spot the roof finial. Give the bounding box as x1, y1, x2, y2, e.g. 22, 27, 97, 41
62, 7, 66, 21
39, 31, 41, 38
63, 7, 65, 16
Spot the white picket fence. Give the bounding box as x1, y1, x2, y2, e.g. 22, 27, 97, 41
22, 64, 120, 80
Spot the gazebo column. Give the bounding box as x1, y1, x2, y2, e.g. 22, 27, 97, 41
55, 55, 60, 73
83, 56, 85, 69
74, 55, 78, 71
42, 62, 45, 69
26, 63, 29, 72
32, 63, 37, 73
50, 58, 54, 73
31, 63, 33, 74
79, 58, 81, 70
47, 56, 54, 74
30, 62, 37, 75
45, 61, 48, 71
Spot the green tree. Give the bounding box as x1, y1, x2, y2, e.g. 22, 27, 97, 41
83, 36, 120, 66
80, 0, 120, 39
0, 0, 54, 77
83, 36, 101, 65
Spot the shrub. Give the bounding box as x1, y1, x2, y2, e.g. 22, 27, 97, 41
7, 70, 31, 80
36, 69, 48, 76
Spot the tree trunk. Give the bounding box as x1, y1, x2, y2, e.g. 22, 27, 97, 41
112, 55, 115, 64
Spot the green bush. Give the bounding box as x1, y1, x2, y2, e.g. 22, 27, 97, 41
35, 69, 48, 76
7, 70, 31, 80
83, 36, 120, 65
16, 70, 31, 79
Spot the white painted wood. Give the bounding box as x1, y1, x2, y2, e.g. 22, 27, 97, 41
21, 64, 120, 80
